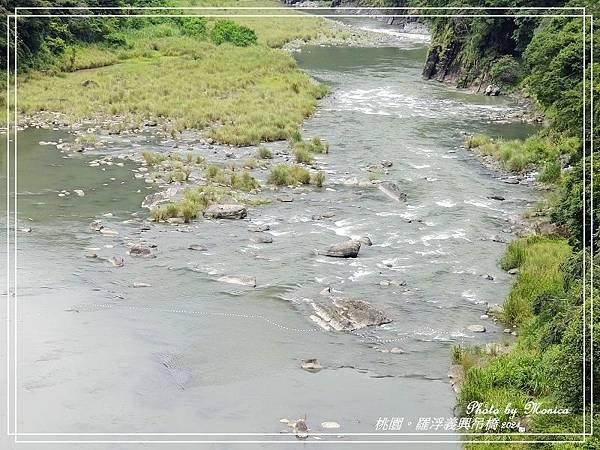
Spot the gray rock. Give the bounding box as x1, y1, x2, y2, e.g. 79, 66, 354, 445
90, 220, 103, 231
467, 324, 486, 333
301, 358, 322, 373
141, 187, 179, 209
188, 243, 207, 251
277, 194, 294, 203
485, 84, 501, 96
359, 236, 373, 246
486, 303, 504, 317
252, 233, 273, 244
508, 268, 519, 275
293, 419, 309, 440
133, 282, 151, 288
110, 256, 124, 267
248, 224, 270, 232
167, 217, 185, 225
488, 195, 505, 201
128, 244, 152, 257
310, 298, 391, 331
203, 204, 247, 219
378, 181, 407, 202
319, 240, 361, 258
217, 275, 256, 287
482, 274, 494, 281
381, 160, 393, 167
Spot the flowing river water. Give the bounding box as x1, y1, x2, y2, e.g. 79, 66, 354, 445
1, 17, 540, 448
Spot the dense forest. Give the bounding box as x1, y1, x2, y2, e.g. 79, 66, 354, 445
2, 0, 599, 447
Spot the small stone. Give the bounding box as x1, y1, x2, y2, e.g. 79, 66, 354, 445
504, 328, 511, 333
277, 194, 294, 203
248, 224, 270, 232
133, 282, 151, 288
467, 324, 486, 333
482, 274, 494, 281
480, 314, 489, 320
73, 189, 85, 197
487, 195, 505, 201
294, 419, 309, 440
389, 347, 404, 354
359, 236, 373, 246
100, 228, 119, 236
252, 233, 273, 244
188, 244, 207, 251
20, 227, 32, 233
301, 358, 322, 373
85, 252, 98, 259
380, 160, 393, 168
321, 421, 340, 429
110, 256, 124, 267
167, 217, 185, 224
508, 268, 519, 275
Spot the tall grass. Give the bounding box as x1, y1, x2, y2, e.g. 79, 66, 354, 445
18, 14, 330, 146
501, 236, 571, 327
465, 134, 580, 177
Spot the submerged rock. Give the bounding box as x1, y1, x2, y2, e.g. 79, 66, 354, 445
378, 181, 407, 202
110, 256, 124, 267
252, 233, 273, 244
203, 204, 247, 219
133, 282, 151, 288
217, 275, 256, 287
301, 358, 322, 373
467, 324, 486, 333
277, 194, 294, 203
319, 240, 361, 258
128, 244, 152, 257
188, 243, 207, 251
310, 298, 391, 331
248, 224, 270, 232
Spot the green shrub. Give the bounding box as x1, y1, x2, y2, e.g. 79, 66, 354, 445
489, 55, 523, 87
142, 151, 166, 166
267, 164, 310, 186
538, 161, 561, 183
268, 165, 291, 186
293, 145, 313, 164
466, 134, 491, 148
310, 136, 329, 154
289, 130, 302, 144
312, 171, 325, 187
256, 146, 273, 159
210, 20, 257, 47
230, 171, 259, 192
177, 17, 207, 38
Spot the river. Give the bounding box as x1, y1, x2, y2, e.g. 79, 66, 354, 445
1, 17, 539, 449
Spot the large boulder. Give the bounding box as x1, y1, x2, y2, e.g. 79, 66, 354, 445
319, 240, 361, 258
203, 204, 247, 220
378, 181, 407, 202
310, 298, 391, 331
